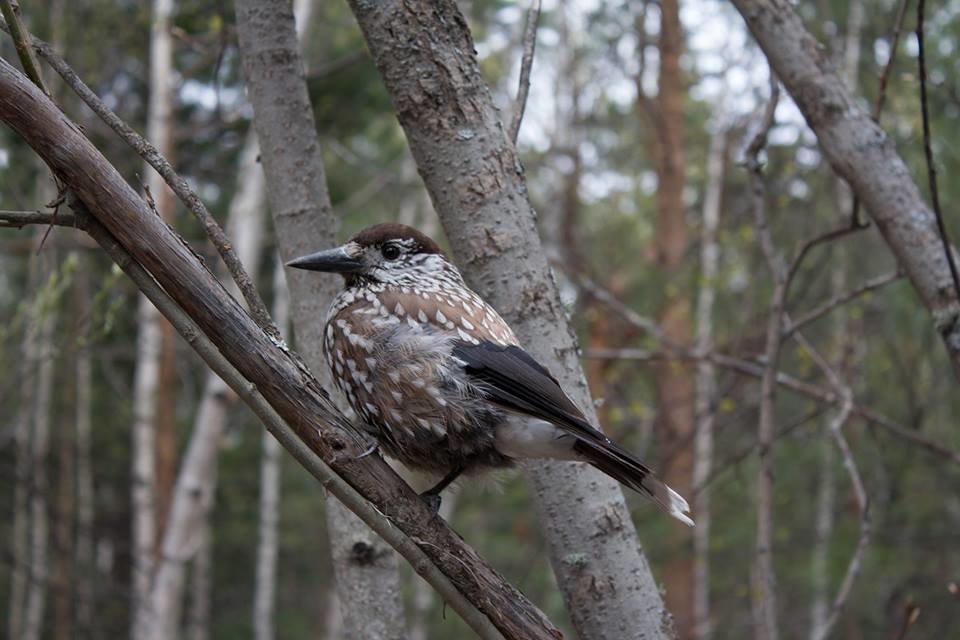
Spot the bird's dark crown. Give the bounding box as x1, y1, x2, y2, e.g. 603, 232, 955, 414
350, 223, 444, 257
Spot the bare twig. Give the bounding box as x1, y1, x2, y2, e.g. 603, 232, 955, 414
850, 0, 911, 229
0, 0, 47, 94
791, 331, 870, 640
0, 210, 77, 228
877, 0, 911, 118
783, 269, 903, 337
565, 267, 960, 466
916, 0, 960, 305
0, 18, 277, 336
742, 66, 782, 640
509, 0, 541, 144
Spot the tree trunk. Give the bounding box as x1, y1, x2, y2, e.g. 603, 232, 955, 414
254, 258, 289, 640
147, 126, 268, 640
185, 521, 212, 640
729, 0, 960, 369
344, 1, 675, 637
24, 243, 58, 640
646, 3, 695, 635
234, 3, 407, 638
73, 251, 96, 639
132, 0, 175, 635
54, 255, 77, 640
692, 115, 727, 640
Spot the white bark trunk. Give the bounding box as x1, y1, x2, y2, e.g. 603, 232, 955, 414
24, 266, 56, 640
185, 521, 212, 640
6, 235, 41, 640
132, 1, 175, 636
253, 258, 289, 640
74, 254, 96, 637
692, 115, 727, 640
147, 129, 267, 640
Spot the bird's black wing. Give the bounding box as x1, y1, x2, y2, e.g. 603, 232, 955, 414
452, 340, 692, 525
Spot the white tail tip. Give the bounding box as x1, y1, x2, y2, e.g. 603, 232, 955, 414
667, 487, 695, 527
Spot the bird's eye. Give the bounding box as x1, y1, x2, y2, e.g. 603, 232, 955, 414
381, 244, 401, 261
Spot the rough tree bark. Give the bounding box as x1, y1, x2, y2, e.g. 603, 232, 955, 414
345, 1, 675, 638
234, 3, 406, 639
692, 114, 727, 640
729, 0, 960, 368
0, 53, 560, 640
132, 0, 175, 635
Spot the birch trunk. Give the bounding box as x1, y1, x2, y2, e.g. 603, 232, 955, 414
253, 259, 289, 640
185, 521, 212, 640
147, 127, 268, 640
24, 244, 58, 640
6, 231, 41, 640
235, 3, 406, 638
132, 1, 175, 635
692, 116, 727, 640
74, 252, 96, 638
9, 227, 58, 640
344, 1, 674, 637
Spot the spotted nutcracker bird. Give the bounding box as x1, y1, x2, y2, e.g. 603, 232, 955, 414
287, 223, 693, 526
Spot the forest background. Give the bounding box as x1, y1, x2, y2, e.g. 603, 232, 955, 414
1, 0, 958, 639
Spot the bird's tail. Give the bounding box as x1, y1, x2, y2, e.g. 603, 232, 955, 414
573, 438, 694, 527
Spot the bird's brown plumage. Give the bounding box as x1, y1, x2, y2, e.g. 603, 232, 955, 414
293, 223, 693, 525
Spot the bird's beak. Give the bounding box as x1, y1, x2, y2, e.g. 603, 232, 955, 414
286, 245, 364, 273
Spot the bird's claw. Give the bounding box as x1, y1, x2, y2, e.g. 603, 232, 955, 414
355, 441, 379, 460
420, 492, 442, 516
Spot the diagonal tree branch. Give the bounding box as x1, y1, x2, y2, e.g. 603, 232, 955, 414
0, 55, 557, 640
728, 0, 960, 373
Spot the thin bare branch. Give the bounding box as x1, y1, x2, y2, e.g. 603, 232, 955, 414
585, 346, 960, 466
742, 66, 782, 640
791, 331, 870, 640
850, 0, 911, 228
916, 0, 960, 305
0, 210, 78, 228
0, 17, 276, 335
783, 269, 903, 338
0, 0, 47, 94
508, 0, 541, 144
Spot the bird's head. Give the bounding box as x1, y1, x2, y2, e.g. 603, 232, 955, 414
286, 223, 455, 287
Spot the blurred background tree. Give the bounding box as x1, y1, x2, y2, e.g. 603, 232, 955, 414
1, 0, 958, 638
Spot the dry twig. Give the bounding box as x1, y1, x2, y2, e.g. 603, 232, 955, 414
916, 0, 960, 305
509, 0, 541, 144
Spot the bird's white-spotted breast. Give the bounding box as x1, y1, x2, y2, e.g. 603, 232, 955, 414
323, 272, 517, 472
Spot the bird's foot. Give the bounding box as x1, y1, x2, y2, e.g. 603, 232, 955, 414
419, 492, 442, 516
355, 440, 379, 460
